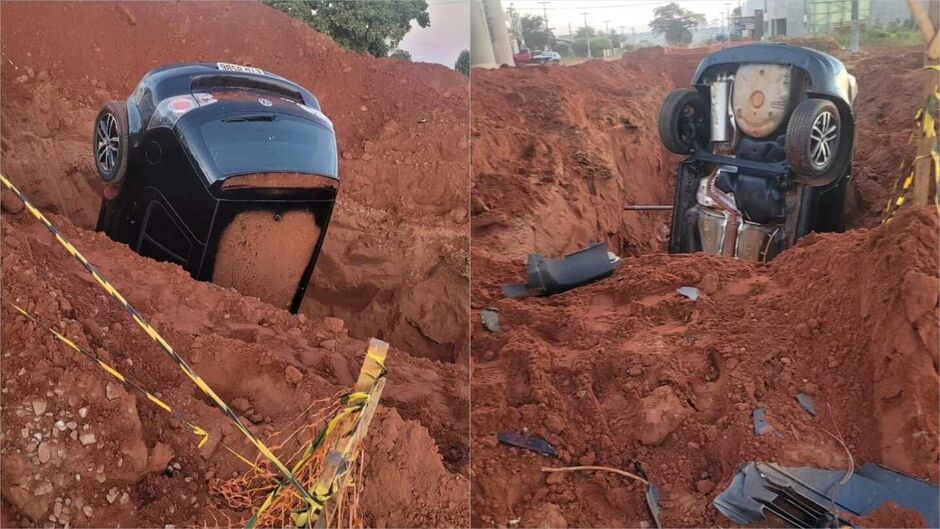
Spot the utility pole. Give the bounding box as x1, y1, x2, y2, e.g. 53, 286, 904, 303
537, 1, 549, 29
604, 19, 611, 35
581, 12, 592, 58
850, 0, 860, 53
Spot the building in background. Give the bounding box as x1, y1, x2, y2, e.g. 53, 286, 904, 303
740, 0, 927, 39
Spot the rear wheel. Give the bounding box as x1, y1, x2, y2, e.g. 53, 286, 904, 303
785, 98, 844, 186
93, 101, 129, 186
658, 88, 708, 155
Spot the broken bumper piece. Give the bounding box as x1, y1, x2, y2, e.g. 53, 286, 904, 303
502, 241, 619, 298
714, 462, 938, 528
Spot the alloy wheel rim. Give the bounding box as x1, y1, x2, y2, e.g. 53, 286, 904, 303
809, 110, 837, 169
96, 113, 119, 174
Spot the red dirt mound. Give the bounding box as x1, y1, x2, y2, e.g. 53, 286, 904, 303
839, 47, 933, 227
471, 49, 702, 266
0, 209, 468, 528
0, 0, 469, 363
471, 207, 938, 527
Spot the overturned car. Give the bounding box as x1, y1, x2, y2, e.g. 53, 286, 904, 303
93, 63, 338, 312
659, 44, 857, 262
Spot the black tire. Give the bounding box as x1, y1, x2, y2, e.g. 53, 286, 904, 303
658, 88, 708, 155
785, 98, 844, 186
92, 101, 129, 185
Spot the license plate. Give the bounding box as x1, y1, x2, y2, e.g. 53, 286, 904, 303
216, 62, 265, 75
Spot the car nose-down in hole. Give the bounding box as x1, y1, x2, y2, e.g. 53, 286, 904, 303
93, 62, 338, 312
658, 43, 857, 262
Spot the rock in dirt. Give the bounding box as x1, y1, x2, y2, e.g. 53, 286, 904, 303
285, 365, 304, 385
146, 442, 174, 473
78, 432, 96, 446
520, 503, 568, 528
31, 398, 47, 416
33, 482, 53, 496
230, 397, 251, 413
695, 479, 716, 494
37, 441, 51, 463
635, 386, 690, 446
699, 271, 720, 295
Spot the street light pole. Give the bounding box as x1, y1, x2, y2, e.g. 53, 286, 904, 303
581, 12, 592, 58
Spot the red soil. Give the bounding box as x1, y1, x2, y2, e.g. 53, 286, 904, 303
470, 48, 939, 527
0, 0, 469, 364
0, 210, 468, 528
0, 1, 469, 526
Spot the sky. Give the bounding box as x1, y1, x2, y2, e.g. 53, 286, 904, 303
397, 0, 739, 66
399, 0, 471, 67
504, 0, 744, 37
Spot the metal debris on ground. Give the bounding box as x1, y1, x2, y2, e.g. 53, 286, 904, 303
676, 286, 702, 301
714, 462, 940, 528
795, 393, 817, 416
481, 307, 501, 332
752, 408, 771, 435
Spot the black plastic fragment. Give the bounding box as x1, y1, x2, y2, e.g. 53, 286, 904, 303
497, 431, 557, 457
501, 242, 618, 298
752, 408, 771, 435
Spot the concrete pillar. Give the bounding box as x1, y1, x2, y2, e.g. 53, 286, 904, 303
483, 0, 514, 66
471, 0, 498, 69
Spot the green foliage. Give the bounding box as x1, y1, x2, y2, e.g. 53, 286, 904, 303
649, 2, 706, 45
572, 36, 611, 57
455, 49, 470, 75
389, 49, 412, 61
552, 41, 571, 57
575, 25, 596, 39
830, 21, 922, 48
263, 0, 430, 57
520, 14, 554, 50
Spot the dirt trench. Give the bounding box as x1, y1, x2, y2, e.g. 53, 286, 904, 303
470, 47, 939, 527
0, 210, 469, 528
0, 0, 469, 364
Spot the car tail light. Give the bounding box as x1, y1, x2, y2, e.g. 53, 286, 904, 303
148, 93, 217, 129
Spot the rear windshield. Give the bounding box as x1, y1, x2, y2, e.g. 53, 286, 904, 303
184, 114, 337, 182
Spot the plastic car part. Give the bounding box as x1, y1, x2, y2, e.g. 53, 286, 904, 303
92, 101, 130, 185
659, 89, 708, 155
501, 242, 619, 298
732, 64, 794, 139
714, 462, 940, 528
497, 432, 557, 457
480, 308, 501, 332
786, 98, 843, 186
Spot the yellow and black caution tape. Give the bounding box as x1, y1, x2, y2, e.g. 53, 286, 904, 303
0, 172, 317, 508
6, 302, 260, 471
882, 66, 940, 222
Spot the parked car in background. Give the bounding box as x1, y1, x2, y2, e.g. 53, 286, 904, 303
514, 49, 561, 66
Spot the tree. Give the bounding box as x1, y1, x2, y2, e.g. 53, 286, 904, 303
520, 14, 554, 50
390, 49, 412, 61
575, 25, 596, 39
648, 2, 706, 45
263, 0, 430, 57
455, 49, 470, 75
